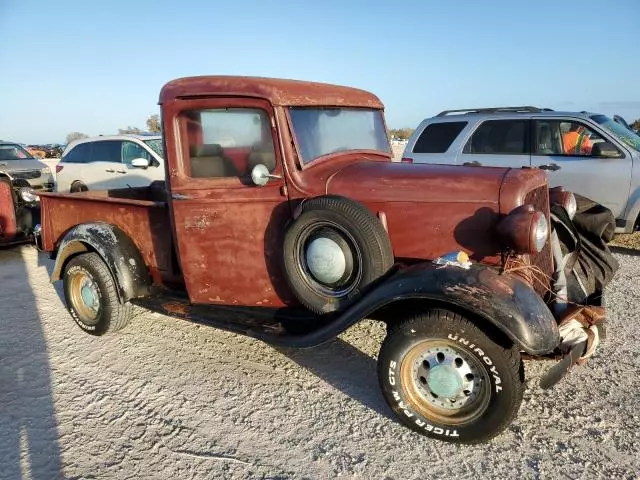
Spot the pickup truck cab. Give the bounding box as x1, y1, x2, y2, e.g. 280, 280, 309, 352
402, 107, 640, 233
37, 77, 609, 443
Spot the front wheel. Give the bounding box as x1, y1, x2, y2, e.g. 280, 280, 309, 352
63, 252, 134, 335
378, 309, 524, 443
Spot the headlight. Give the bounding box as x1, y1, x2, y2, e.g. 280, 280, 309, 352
533, 214, 549, 253
42, 167, 51, 174
497, 205, 549, 254
19, 187, 39, 203
549, 187, 577, 220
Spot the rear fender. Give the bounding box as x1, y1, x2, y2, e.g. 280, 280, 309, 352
51, 222, 150, 302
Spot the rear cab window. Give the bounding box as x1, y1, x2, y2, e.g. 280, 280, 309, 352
412, 121, 467, 153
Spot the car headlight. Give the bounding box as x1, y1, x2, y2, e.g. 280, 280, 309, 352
533, 213, 549, 253
497, 205, 549, 254
42, 167, 51, 174
19, 187, 39, 203
549, 187, 577, 220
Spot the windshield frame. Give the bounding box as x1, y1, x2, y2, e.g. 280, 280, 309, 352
287, 107, 391, 168
0, 143, 35, 161
590, 114, 640, 153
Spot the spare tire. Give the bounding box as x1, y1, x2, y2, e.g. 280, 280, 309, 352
283, 195, 394, 314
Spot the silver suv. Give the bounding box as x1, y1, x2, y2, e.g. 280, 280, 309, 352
403, 107, 640, 233
0, 142, 55, 191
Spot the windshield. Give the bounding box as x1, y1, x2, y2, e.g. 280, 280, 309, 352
143, 138, 164, 158
289, 107, 390, 164
591, 114, 640, 152
0, 143, 34, 160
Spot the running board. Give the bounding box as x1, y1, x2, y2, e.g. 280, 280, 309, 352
130, 292, 350, 349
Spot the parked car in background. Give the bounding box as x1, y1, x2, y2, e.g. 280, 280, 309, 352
0, 167, 41, 247
402, 107, 640, 232
56, 134, 165, 192
0, 142, 55, 191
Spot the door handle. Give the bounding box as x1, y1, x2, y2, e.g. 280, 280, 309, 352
463, 161, 482, 166
171, 193, 192, 200
116, 170, 126, 174
539, 163, 561, 171
105, 168, 115, 172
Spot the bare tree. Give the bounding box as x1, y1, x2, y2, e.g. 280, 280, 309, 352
118, 126, 143, 134
146, 114, 161, 133
66, 132, 89, 144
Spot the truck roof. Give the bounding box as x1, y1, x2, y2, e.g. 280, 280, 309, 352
158, 75, 384, 108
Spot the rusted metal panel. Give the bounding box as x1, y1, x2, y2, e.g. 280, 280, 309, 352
170, 191, 294, 307
0, 181, 17, 239
159, 76, 384, 108
39, 192, 175, 287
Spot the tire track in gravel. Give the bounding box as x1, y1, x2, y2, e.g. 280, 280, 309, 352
1, 245, 639, 479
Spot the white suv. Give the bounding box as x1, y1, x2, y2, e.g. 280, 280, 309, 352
56, 134, 165, 192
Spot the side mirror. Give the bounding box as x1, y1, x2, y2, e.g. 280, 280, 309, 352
250, 163, 282, 187
131, 158, 150, 168
591, 142, 621, 158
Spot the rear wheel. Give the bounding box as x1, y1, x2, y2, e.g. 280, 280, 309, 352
378, 309, 524, 443
63, 252, 133, 335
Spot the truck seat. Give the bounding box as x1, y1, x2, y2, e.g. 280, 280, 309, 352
189, 144, 239, 178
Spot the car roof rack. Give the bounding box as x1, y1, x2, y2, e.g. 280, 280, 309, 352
436, 106, 554, 117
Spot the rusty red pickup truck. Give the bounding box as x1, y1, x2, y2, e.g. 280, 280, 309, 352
37, 76, 612, 443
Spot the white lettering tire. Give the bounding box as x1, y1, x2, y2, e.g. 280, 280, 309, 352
377, 308, 524, 443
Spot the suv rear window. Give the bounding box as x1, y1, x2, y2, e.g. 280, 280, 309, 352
413, 122, 467, 153
63, 143, 92, 163
92, 141, 123, 163
464, 120, 529, 155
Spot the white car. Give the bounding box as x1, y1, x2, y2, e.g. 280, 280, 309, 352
56, 134, 165, 192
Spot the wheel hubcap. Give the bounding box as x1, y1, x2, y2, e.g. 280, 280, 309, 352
305, 237, 347, 284
69, 270, 100, 324
80, 280, 99, 313
400, 340, 491, 424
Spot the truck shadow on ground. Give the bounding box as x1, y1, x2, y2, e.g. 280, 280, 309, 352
276, 338, 395, 421
0, 246, 63, 479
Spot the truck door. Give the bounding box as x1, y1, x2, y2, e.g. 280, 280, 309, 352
530, 118, 632, 219
167, 98, 292, 307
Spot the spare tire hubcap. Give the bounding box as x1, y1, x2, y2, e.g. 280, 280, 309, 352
306, 237, 347, 284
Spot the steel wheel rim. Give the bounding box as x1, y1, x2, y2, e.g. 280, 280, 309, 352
400, 339, 491, 425
69, 270, 100, 324
295, 221, 362, 298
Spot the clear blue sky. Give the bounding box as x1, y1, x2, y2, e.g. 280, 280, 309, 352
1, 0, 639, 144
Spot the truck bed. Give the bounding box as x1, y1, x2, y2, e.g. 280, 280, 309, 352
39, 184, 182, 288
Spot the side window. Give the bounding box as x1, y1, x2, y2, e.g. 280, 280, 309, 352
121, 141, 152, 165
533, 120, 615, 157
63, 143, 92, 163
464, 120, 529, 155
180, 108, 276, 178
92, 141, 123, 163
413, 122, 467, 153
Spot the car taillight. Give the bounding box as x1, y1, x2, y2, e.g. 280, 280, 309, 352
401, 157, 413, 164
55, 165, 64, 174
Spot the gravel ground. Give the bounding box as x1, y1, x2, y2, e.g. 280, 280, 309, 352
1, 246, 639, 479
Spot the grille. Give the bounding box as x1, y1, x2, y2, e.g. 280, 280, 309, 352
522, 186, 553, 297
12, 170, 42, 180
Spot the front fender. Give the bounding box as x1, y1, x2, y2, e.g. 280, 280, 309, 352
51, 222, 151, 302
367, 263, 559, 355
281, 263, 559, 354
